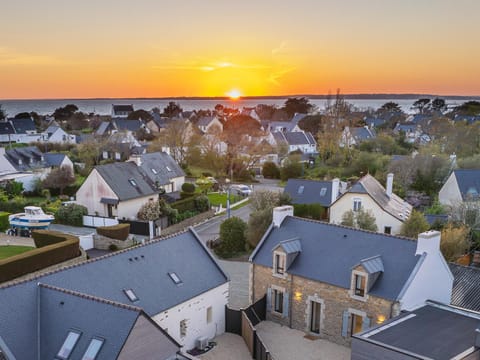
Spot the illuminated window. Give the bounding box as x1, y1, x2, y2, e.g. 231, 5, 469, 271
81, 338, 104, 360
350, 314, 363, 335
57, 330, 81, 359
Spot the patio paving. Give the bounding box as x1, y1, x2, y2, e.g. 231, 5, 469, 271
198, 333, 251, 360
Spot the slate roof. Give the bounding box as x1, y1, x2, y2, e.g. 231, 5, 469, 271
138, 152, 185, 187
0, 229, 227, 359
5, 146, 46, 171
364, 116, 386, 127
452, 169, 480, 201
9, 118, 36, 133
114, 119, 144, 132
357, 303, 480, 360
342, 174, 412, 221
0, 122, 14, 135
284, 178, 340, 207
197, 116, 217, 127
44, 152, 66, 167
449, 263, 480, 312
95, 162, 157, 201
95, 121, 112, 136
351, 126, 376, 141
251, 216, 421, 301
112, 104, 134, 114
284, 131, 315, 146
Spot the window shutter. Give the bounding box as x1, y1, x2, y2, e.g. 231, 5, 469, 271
282, 292, 289, 318
341, 310, 349, 338
362, 316, 371, 332
266, 288, 272, 312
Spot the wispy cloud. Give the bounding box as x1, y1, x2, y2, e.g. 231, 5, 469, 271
268, 67, 296, 86
0, 47, 63, 66
152, 58, 270, 72
272, 41, 288, 55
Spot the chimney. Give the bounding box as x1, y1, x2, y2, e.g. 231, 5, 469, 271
331, 178, 340, 204
416, 230, 441, 256
273, 206, 294, 228
128, 154, 142, 166
386, 173, 394, 198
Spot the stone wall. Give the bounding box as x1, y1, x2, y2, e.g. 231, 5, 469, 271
252, 263, 394, 346
94, 234, 134, 250
159, 210, 215, 237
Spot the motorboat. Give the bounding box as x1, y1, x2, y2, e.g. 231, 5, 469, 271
8, 206, 54, 231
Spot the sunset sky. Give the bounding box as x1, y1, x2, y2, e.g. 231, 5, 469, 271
1, 0, 479, 99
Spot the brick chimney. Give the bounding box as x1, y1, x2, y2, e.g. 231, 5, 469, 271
386, 173, 394, 198
273, 206, 294, 228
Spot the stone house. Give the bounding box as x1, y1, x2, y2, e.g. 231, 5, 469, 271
249, 206, 453, 346
329, 173, 412, 235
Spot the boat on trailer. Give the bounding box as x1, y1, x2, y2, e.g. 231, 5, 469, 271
8, 206, 55, 232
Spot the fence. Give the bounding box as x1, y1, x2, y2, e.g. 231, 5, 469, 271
225, 295, 273, 360
83, 215, 119, 228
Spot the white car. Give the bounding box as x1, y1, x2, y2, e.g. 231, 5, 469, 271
230, 184, 252, 197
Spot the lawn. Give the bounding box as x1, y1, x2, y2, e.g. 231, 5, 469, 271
0, 245, 35, 260
207, 193, 243, 207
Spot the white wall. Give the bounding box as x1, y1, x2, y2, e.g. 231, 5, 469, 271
76, 169, 118, 217
117, 196, 158, 220
153, 282, 229, 350
439, 173, 462, 207
170, 176, 185, 193
330, 193, 404, 234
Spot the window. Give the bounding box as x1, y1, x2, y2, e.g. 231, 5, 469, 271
128, 179, 137, 187
166, 166, 172, 172
168, 272, 182, 285
206, 306, 213, 324
354, 274, 366, 297
350, 314, 363, 335
320, 187, 327, 196
274, 253, 286, 275
297, 186, 304, 194
180, 319, 187, 337
384, 226, 392, 234
151, 168, 158, 174
273, 289, 284, 314
57, 330, 81, 359
353, 198, 362, 212
81, 338, 104, 360
123, 289, 138, 302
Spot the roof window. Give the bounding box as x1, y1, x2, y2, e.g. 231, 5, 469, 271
123, 289, 139, 302
128, 179, 137, 187
320, 187, 327, 196
298, 186, 304, 194
57, 330, 81, 359
81, 338, 104, 360
169, 272, 182, 285
166, 166, 172, 172
151, 168, 158, 174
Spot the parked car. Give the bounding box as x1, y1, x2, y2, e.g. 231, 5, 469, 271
230, 184, 252, 197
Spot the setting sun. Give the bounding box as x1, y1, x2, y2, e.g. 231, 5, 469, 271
226, 89, 242, 100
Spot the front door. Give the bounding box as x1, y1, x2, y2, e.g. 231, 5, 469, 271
310, 301, 321, 334
107, 204, 113, 218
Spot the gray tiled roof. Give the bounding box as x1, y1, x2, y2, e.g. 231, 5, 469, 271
453, 169, 480, 201
345, 174, 412, 221
95, 121, 111, 136
44, 152, 66, 167
0, 122, 14, 135
197, 116, 217, 127
351, 126, 376, 141
284, 179, 337, 207
112, 104, 134, 113
114, 119, 144, 132
0, 229, 226, 359
95, 162, 157, 201
284, 131, 315, 146
138, 152, 185, 187
251, 216, 420, 301
9, 118, 36, 133
449, 263, 480, 312
5, 146, 46, 171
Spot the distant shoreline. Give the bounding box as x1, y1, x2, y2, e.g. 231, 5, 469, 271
2, 94, 480, 102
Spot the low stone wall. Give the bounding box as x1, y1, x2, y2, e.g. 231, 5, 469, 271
94, 234, 135, 250
160, 210, 215, 236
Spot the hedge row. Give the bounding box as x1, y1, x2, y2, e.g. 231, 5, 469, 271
293, 203, 326, 220
0, 212, 9, 232
0, 230, 80, 283
170, 196, 198, 213
33, 230, 69, 248
97, 223, 130, 241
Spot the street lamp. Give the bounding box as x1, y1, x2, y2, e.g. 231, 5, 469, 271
225, 179, 231, 219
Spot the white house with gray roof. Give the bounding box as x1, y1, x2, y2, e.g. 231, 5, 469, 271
330, 173, 412, 235
439, 169, 480, 212
250, 206, 453, 346
0, 229, 228, 358
43, 124, 76, 144
272, 130, 317, 154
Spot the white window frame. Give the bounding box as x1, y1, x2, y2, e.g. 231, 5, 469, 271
206, 306, 213, 324
272, 251, 287, 278
350, 270, 368, 301
353, 198, 362, 212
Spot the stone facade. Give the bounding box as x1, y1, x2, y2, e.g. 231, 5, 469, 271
251, 263, 397, 346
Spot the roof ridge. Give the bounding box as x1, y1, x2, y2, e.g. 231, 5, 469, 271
38, 282, 142, 312
289, 215, 418, 242
0, 228, 193, 290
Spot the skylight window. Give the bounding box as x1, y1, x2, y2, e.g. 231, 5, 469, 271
298, 186, 304, 194
57, 330, 81, 359
166, 166, 172, 172
169, 272, 182, 285
81, 338, 104, 360
151, 168, 158, 174
123, 289, 138, 302
128, 179, 137, 187
320, 187, 327, 196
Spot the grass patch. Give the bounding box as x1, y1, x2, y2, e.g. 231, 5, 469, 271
207, 193, 242, 207
0, 245, 35, 260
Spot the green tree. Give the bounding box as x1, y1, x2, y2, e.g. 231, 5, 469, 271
14, 112, 32, 119
377, 102, 402, 114
341, 210, 355, 227
283, 97, 314, 118
298, 114, 323, 136
127, 109, 153, 121
56, 203, 88, 226
440, 223, 470, 262
412, 98, 431, 114
53, 104, 78, 120
280, 155, 303, 181
42, 166, 75, 195
400, 210, 430, 238
262, 161, 280, 179
356, 209, 378, 231
455, 101, 480, 116
216, 217, 247, 257
431, 98, 446, 112
163, 101, 183, 118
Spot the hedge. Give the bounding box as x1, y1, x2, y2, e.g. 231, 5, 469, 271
293, 203, 325, 220
171, 196, 198, 213
97, 223, 130, 241
0, 212, 10, 232
0, 231, 80, 283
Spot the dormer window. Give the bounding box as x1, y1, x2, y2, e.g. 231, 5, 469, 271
354, 274, 366, 297
353, 198, 362, 212
273, 252, 286, 276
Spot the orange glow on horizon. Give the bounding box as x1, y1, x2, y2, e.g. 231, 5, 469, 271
226, 89, 242, 100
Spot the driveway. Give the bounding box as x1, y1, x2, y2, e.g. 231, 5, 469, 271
217, 260, 250, 310
198, 333, 251, 360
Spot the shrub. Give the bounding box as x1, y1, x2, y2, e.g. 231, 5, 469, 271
195, 195, 210, 212
262, 161, 280, 179
0, 212, 10, 231
182, 182, 196, 193
216, 217, 247, 258
97, 223, 130, 240
293, 204, 325, 220
0, 231, 80, 283
0, 197, 27, 214
137, 200, 161, 221
109, 244, 119, 251
171, 196, 197, 213
55, 204, 88, 227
